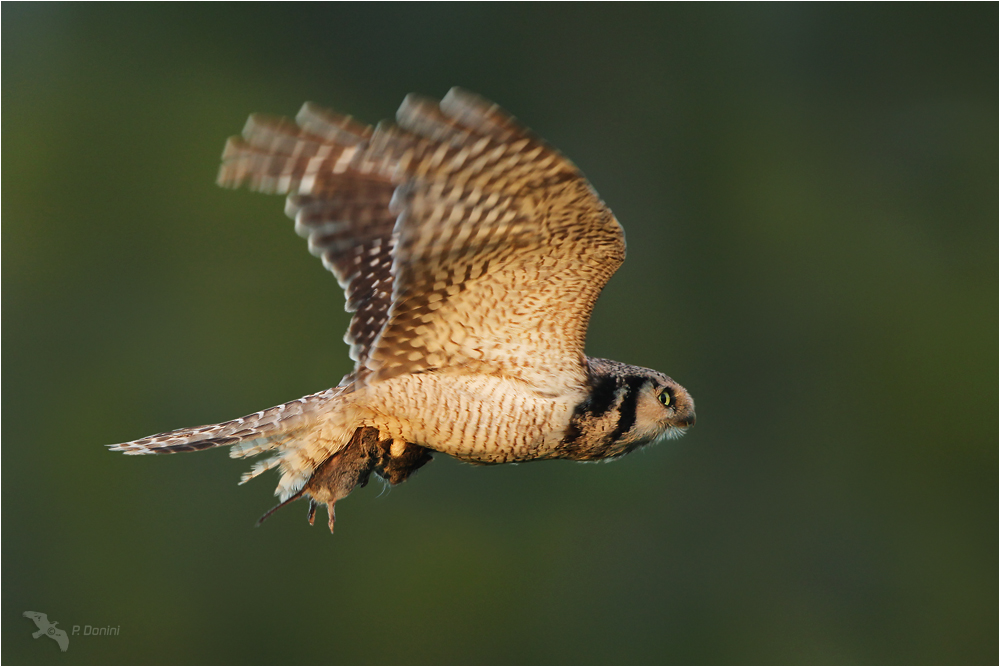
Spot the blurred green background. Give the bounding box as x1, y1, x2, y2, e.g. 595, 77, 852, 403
3, 3, 996, 664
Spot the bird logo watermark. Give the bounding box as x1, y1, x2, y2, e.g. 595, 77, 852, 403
22, 611, 69, 652
23, 611, 121, 652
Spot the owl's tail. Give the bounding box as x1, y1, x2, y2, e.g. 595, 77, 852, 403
107, 387, 349, 486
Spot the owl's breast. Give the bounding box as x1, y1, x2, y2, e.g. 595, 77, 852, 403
356, 373, 583, 463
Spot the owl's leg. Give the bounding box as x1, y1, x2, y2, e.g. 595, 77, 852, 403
375, 438, 434, 485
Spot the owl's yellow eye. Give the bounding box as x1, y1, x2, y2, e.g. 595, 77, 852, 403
658, 390, 671, 406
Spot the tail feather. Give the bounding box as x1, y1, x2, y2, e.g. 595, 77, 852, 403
228, 434, 294, 460
108, 389, 344, 477
238, 454, 283, 485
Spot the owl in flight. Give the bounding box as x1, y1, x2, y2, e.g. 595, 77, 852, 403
110, 88, 696, 532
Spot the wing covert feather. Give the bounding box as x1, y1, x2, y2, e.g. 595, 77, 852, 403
218, 89, 626, 392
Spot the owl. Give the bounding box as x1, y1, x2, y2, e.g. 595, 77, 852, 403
110, 88, 695, 531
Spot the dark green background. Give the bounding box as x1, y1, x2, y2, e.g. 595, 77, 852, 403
3, 3, 996, 664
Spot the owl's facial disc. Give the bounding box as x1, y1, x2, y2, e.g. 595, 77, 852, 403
634, 377, 696, 444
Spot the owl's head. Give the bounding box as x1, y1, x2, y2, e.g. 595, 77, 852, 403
630, 370, 696, 444
562, 358, 695, 461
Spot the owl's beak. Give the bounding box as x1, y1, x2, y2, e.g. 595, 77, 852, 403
675, 411, 696, 428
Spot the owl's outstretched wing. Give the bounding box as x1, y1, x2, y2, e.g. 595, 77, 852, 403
219, 105, 396, 379
220, 88, 625, 393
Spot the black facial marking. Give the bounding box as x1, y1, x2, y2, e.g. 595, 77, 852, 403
560, 420, 584, 449
606, 375, 648, 445
585, 374, 620, 419
561, 373, 622, 448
